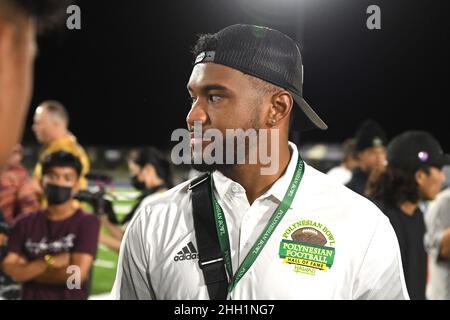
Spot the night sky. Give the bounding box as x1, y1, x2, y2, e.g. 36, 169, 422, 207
23, 0, 450, 151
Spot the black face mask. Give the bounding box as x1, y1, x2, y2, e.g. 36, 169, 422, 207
44, 184, 73, 205
130, 175, 146, 191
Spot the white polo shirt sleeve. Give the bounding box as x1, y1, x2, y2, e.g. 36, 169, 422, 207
111, 206, 155, 300
353, 212, 409, 300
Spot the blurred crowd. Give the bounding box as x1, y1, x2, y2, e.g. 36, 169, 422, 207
0, 99, 175, 299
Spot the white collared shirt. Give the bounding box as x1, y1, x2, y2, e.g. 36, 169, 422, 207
111, 142, 409, 300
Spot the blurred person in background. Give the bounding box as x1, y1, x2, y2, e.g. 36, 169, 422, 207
0, 0, 69, 168
32, 100, 90, 198
327, 138, 358, 185
99, 147, 172, 252
346, 119, 388, 196
0, 144, 40, 225
424, 187, 450, 300
367, 131, 449, 300
0, 208, 20, 300
0, 210, 7, 248
2, 151, 100, 300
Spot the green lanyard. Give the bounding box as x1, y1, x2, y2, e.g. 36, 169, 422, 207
211, 155, 305, 293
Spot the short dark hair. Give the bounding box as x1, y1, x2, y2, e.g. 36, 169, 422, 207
42, 151, 82, 178
366, 166, 431, 206
191, 33, 218, 58
0, 0, 71, 31
128, 147, 173, 188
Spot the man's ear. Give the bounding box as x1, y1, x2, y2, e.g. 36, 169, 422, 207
415, 169, 427, 187
267, 91, 293, 127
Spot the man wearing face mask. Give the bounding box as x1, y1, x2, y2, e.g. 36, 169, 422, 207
98, 147, 172, 252
2, 151, 100, 300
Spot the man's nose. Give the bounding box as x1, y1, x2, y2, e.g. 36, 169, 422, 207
186, 102, 208, 130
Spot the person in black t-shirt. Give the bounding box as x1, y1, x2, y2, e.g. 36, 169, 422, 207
367, 131, 450, 300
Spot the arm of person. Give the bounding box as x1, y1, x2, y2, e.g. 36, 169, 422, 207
2, 216, 48, 283
2, 252, 47, 283
353, 213, 410, 300
33, 212, 101, 285
99, 232, 122, 253
101, 215, 125, 241
110, 206, 155, 300
34, 252, 94, 285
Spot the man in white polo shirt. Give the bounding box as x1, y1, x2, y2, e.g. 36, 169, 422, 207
112, 24, 408, 300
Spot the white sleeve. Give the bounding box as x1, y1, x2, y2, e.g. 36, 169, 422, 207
425, 194, 450, 261
353, 214, 410, 300
110, 206, 155, 300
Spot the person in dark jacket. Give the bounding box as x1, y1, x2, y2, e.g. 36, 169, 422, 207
346, 119, 388, 196
367, 131, 449, 300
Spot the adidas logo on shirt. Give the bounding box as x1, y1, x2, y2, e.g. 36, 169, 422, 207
173, 241, 198, 262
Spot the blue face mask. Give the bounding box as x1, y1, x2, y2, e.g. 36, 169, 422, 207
44, 183, 73, 205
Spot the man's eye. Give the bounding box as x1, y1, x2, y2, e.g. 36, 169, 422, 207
189, 96, 197, 104
208, 95, 222, 103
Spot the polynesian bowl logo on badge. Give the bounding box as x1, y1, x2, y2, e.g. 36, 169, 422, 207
279, 220, 336, 276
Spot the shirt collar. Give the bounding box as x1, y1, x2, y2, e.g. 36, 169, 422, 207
47, 133, 76, 148
260, 141, 299, 202
212, 168, 237, 199
212, 141, 300, 203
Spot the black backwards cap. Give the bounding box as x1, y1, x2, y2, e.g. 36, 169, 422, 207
193, 24, 327, 131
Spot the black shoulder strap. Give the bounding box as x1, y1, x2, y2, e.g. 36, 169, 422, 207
189, 173, 229, 300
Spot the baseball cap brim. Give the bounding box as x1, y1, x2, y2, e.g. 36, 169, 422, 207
435, 154, 450, 167
290, 90, 328, 131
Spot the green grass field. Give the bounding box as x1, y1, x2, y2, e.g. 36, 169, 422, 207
89, 188, 139, 297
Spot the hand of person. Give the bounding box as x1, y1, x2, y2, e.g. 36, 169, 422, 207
96, 199, 119, 225
50, 252, 71, 269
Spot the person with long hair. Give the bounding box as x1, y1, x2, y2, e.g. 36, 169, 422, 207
367, 131, 449, 300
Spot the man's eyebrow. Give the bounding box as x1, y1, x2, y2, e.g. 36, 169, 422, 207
186, 84, 228, 93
